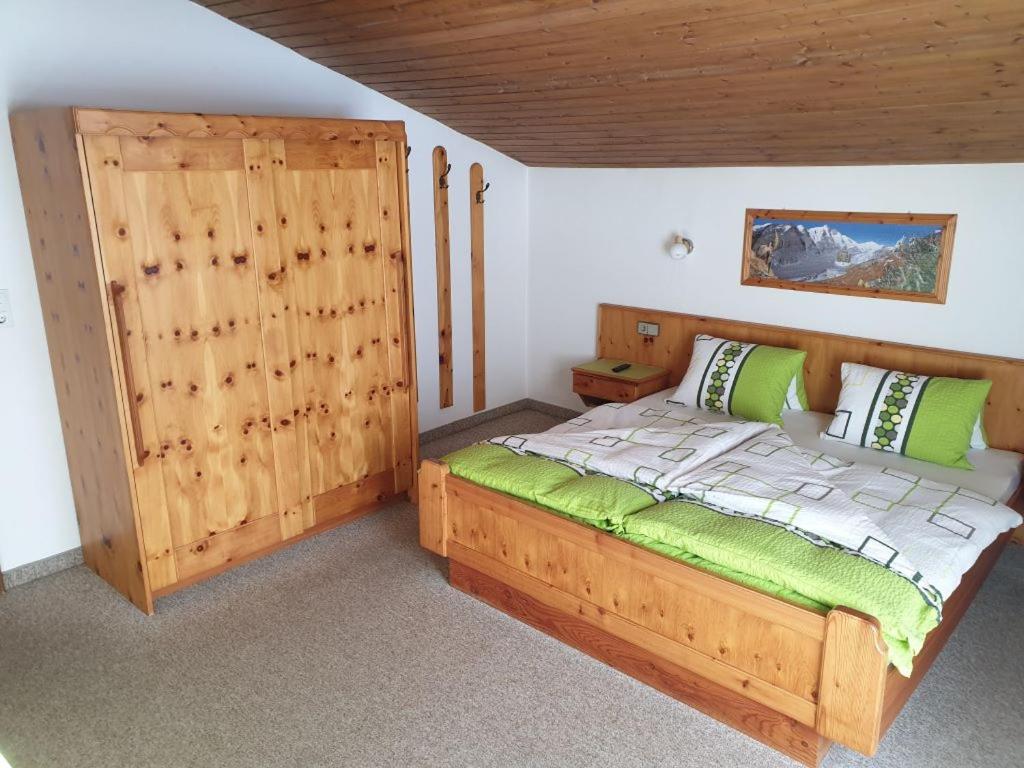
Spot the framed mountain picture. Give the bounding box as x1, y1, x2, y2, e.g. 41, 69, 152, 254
741, 209, 956, 303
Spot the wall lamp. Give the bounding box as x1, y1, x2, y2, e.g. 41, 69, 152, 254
668, 234, 694, 260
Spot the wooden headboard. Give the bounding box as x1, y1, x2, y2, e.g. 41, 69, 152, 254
597, 304, 1024, 454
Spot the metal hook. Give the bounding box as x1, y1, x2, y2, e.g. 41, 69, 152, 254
438, 162, 451, 189
475, 181, 491, 204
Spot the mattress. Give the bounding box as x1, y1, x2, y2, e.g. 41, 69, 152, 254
627, 389, 1023, 503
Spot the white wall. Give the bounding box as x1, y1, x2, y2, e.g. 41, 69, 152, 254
527, 165, 1024, 408
0, 0, 529, 571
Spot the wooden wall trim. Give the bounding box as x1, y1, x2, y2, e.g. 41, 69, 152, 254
73, 108, 406, 142
597, 304, 1024, 453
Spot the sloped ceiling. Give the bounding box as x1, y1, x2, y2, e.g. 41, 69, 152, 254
198, 0, 1024, 167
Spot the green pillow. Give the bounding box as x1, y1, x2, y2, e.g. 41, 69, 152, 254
822, 363, 991, 469
667, 334, 807, 425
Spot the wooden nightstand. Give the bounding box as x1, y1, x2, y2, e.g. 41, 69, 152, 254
572, 359, 671, 407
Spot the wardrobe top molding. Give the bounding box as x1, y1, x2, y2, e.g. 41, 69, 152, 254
71, 108, 407, 142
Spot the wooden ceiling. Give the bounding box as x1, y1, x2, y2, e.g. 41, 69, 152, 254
198, 0, 1024, 167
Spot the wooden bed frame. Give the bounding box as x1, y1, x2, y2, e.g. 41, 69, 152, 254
418, 304, 1024, 765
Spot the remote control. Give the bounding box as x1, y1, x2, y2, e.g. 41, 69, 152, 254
611, 363, 632, 373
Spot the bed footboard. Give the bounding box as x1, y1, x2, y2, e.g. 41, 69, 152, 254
417, 459, 890, 765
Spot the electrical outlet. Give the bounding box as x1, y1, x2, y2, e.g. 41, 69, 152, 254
637, 321, 660, 337
0, 289, 10, 328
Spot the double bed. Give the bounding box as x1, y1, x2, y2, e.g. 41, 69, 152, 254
417, 305, 1024, 765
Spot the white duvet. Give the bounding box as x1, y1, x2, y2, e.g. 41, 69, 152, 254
490, 398, 1022, 608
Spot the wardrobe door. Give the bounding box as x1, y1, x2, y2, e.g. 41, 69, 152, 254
244, 137, 415, 529
83, 135, 284, 586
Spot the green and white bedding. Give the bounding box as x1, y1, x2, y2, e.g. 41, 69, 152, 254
444, 395, 1022, 675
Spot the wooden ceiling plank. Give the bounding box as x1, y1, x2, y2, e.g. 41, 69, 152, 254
439, 96, 1024, 129
278, 0, 670, 52
291, 0, 938, 63
333, 0, 1013, 82
201, 0, 1024, 166
460, 107, 1024, 136
381, 46, 1024, 104
226, 0, 426, 30
347, 26, 1021, 93
282, 0, 896, 57
393, 69, 1024, 118
195, 0, 329, 21
255, 0, 604, 39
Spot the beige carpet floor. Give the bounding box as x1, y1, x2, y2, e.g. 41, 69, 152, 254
1, 408, 1021, 768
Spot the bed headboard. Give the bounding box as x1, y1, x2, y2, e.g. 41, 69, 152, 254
597, 304, 1024, 454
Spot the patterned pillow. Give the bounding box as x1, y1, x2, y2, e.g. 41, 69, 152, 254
822, 363, 991, 469
667, 335, 807, 425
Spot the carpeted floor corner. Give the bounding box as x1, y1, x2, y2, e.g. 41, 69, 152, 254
0, 408, 1021, 768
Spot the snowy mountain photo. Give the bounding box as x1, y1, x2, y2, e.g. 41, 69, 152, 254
744, 211, 955, 300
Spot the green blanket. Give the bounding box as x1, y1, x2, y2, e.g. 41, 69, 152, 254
445, 443, 939, 675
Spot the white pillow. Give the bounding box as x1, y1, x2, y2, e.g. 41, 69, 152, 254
970, 417, 988, 450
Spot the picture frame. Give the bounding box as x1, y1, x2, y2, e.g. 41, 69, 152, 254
741, 209, 957, 303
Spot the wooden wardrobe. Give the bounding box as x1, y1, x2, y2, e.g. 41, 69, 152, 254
11, 108, 419, 613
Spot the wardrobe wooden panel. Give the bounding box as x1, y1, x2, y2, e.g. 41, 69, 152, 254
119, 136, 245, 172
264, 143, 397, 498
395, 135, 421, 498
81, 135, 178, 591
86, 135, 283, 549
375, 139, 416, 491
10, 111, 153, 611
284, 139, 376, 170
74, 108, 405, 143
244, 138, 314, 537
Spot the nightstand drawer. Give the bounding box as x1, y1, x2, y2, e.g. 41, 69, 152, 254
572, 369, 671, 404
572, 371, 642, 403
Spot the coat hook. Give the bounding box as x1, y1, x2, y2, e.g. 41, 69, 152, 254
438, 162, 451, 189
405, 145, 412, 159
475, 181, 491, 204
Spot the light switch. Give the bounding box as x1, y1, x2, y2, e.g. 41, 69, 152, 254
637, 321, 660, 337
0, 289, 10, 327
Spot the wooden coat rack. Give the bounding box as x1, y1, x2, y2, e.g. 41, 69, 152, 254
470, 162, 487, 412
432, 146, 453, 408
